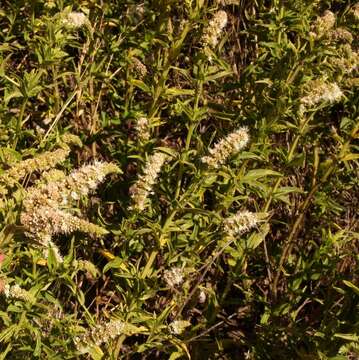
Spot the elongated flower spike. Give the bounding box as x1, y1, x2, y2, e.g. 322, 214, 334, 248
299, 80, 343, 113
21, 160, 120, 262
330, 28, 353, 43
130, 151, 168, 211
132, 58, 148, 79
202, 10, 228, 48
163, 267, 184, 288
3, 283, 34, 303
75, 319, 125, 348
311, 10, 336, 38
62, 11, 89, 29
330, 44, 359, 74
223, 210, 262, 238
135, 116, 150, 142
74, 319, 146, 354
0, 148, 70, 189
0, 134, 81, 192
202, 127, 249, 168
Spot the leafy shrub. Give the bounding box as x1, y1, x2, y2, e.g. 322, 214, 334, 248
0, 0, 358, 359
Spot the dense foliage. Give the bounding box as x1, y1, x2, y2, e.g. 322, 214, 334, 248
0, 0, 358, 358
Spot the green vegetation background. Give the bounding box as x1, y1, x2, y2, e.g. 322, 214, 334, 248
0, 0, 358, 359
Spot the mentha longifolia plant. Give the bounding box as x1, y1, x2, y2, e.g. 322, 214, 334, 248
0, 1, 358, 359
0, 135, 120, 263
0, 126, 264, 357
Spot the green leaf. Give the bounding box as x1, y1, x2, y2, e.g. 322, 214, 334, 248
103, 257, 127, 273
4, 88, 22, 104
240, 169, 282, 183
334, 333, 359, 341
341, 153, 359, 162
343, 280, 359, 296
247, 223, 270, 250
164, 88, 194, 96
88, 345, 104, 360
169, 351, 185, 360
130, 79, 151, 93
0, 324, 17, 343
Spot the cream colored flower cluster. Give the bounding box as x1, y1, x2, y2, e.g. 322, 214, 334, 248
4, 283, 33, 302
330, 28, 353, 43
0, 148, 70, 191
132, 58, 148, 79
311, 10, 336, 37
201, 127, 249, 168
0, 134, 81, 196
42, 236, 64, 263
223, 210, 260, 238
74, 319, 125, 350
74, 319, 145, 353
300, 80, 343, 113
163, 267, 184, 288
130, 152, 168, 211
169, 320, 191, 335
202, 10, 228, 48
135, 116, 150, 142
21, 160, 119, 261
330, 44, 359, 74
311, 10, 354, 44
62, 11, 88, 29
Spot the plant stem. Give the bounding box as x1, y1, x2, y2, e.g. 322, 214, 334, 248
271, 161, 336, 301
14, 98, 27, 148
